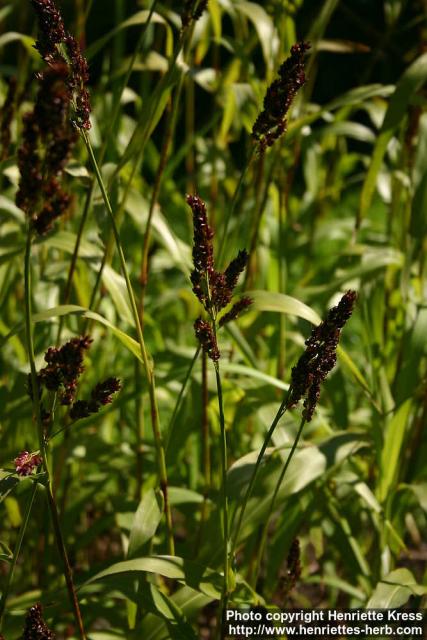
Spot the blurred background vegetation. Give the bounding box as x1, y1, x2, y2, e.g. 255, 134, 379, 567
0, 0, 427, 638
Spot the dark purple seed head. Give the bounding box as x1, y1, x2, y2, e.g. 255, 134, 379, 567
252, 41, 310, 150
21, 602, 56, 639
14, 451, 43, 476
91, 377, 122, 406
219, 296, 253, 327
287, 290, 357, 421
194, 318, 220, 362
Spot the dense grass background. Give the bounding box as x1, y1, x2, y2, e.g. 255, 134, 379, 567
0, 0, 426, 638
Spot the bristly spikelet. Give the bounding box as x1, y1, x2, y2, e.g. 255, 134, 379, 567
69, 377, 122, 421
219, 296, 253, 327
16, 62, 77, 235
14, 451, 43, 476
64, 34, 91, 130
188, 194, 214, 307
252, 42, 310, 151
194, 318, 220, 362
224, 250, 249, 294
29, 337, 122, 423
285, 538, 302, 591
186, 194, 253, 360
20, 603, 56, 639
30, 0, 66, 61
36, 336, 93, 405
30, 0, 92, 130
287, 290, 357, 421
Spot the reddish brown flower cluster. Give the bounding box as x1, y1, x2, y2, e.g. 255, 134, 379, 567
64, 34, 91, 130
30, 0, 91, 130
187, 194, 252, 360
30, 336, 92, 406
69, 377, 122, 420
285, 538, 301, 592
14, 451, 43, 476
252, 42, 310, 151
181, 0, 209, 29
0, 76, 17, 161
41, 336, 90, 403
20, 603, 56, 639
31, 0, 66, 61
27, 336, 121, 424
287, 290, 357, 421
16, 63, 78, 235
218, 296, 253, 327
194, 319, 220, 362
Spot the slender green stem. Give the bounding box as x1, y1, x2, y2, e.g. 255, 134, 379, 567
214, 359, 230, 640
134, 360, 145, 500
229, 390, 291, 562
277, 161, 287, 379
24, 230, 87, 639
195, 350, 211, 552
82, 132, 174, 555
58, 0, 159, 343
0, 481, 38, 630
252, 416, 306, 586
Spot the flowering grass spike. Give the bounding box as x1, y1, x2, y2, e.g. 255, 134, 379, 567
14, 451, 43, 476
69, 377, 122, 420
287, 290, 357, 420
16, 62, 77, 234
36, 336, 92, 405
187, 194, 252, 359
252, 41, 310, 151
30, 0, 66, 61
20, 603, 56, 639
30, 0, 91, 130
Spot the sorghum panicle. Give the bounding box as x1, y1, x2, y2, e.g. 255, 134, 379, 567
21, 603, 56, 639
194, 318, 220, 362
209, 251, 249, 312
282, 538, 302, 594
65, 34, 91, 130
219, 296, 253, 327
0, 76, 17, 161
252, 41, 310, 151
224, 249, 249, 293
36, 336, 92, 405
30, 0, 66, 62
188, 193, 214, 308
287, 290, 357, 421
187, 194, 252, 360
14, 451, 43, 476
30, 0, 92, 130
69, 377, 122, 421
189, 194, 214, 273
16, 63, 77, 235
29, 337, 121, 424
